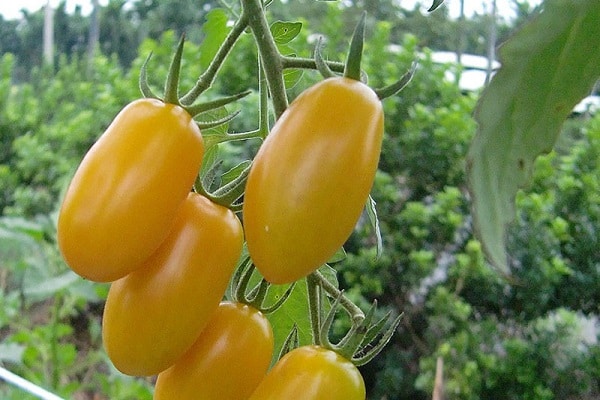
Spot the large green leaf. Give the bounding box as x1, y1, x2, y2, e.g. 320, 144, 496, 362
467, 0, 600, 274
199, 9, 231, 70
265, 265, 338, 364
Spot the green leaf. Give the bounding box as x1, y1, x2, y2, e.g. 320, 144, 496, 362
221, 160, 252, 186
199, 9, 231, 70
265, 280, 312, 364
23, 271, 79, 300
0, 217, 44, 242
270, 21, 302, 45
427, 0, 445, 12
467, 0, 600, 274
366, 195, 383, 258
328, 247, 347, 264
198, 106, 231, 144
283, 64, 303, 89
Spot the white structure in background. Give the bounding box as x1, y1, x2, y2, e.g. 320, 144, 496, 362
430, 51, 500, 92
572, 95, 600, 115
430, 50, 599, 115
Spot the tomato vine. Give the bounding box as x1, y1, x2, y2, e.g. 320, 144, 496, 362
56, 0, 447, 398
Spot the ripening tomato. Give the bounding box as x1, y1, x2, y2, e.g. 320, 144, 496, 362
243, 77, 383, 284
249, 345, 366, 400
154, 301, 274, 400
102, 193, 243, 377
57, 98, 204, 282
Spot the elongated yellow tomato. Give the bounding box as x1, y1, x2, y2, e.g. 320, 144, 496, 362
102, 193, 243, 376
154, 302, 274, 400
249, 345, 366, 400
243, 77, 383, 284
57, 98, 204, 282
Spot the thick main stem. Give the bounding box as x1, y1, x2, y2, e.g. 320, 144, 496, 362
242, 0, 288, 119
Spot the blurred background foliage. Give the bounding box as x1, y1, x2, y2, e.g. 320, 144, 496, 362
0, 0, 598, 399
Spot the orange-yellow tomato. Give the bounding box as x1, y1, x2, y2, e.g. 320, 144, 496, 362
249, 345, 366, 400
154, 302, 274, 400
58, 98, 204, 282
102, 193, 243, 376
243, 77, 383, 284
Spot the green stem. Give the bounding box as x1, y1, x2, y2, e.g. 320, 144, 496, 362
306, 274, 323, 345
312, 270, 365, 324
180, 13, 249, 105
242, 0, 288, 118
258, 56, 270, 139
281, 55, 345, 74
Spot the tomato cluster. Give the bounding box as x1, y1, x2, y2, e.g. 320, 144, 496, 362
58, 73, 379, 398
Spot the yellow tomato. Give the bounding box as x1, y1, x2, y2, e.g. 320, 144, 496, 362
249, 345, 366, 400
243, 77, 383, 284
58, 98, 204, 282
154, 302, 274, 400
102, 193, 243, 376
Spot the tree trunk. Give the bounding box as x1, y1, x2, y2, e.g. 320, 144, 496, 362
43, 1, 54, 65
87, 0, 100, 69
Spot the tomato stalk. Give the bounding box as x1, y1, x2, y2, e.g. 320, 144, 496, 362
232, 259, 295, 314
242, 0, 288, 118
281, 54, 345, 75
312, 270, 365, 325
179, 12, 250, 105
194, 160, 251, 210
258, 57, 270, 139
306, 270, 403, 366
306, 273, 324, 345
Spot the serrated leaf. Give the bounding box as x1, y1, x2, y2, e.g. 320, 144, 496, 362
283, 67, 303, 89
199, 9, 231, 70
366, 195, 383, 258
199, 144, 221, 188
221, 160, 252, 186
271, 21, 302, 45
198, 106, 231, 138
467, 0, 600, 274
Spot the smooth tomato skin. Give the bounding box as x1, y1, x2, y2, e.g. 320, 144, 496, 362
57, 98, 204, 282
243, 77, 383, 284
154, 301, 274, 400
249, 345, 366, 400
102, 193, 243, 376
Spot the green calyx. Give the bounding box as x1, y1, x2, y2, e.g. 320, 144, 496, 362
308, 270, 402, 366
343, 12, 367, 82
138, 34, 248, 129
230, 257, 295, 314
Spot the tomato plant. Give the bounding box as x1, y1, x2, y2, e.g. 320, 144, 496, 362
249, 345, 366, 400
243, 76, 384, 284
102, 192, 243, 376
57, 98, 204, 282
154, 301, 274, 400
